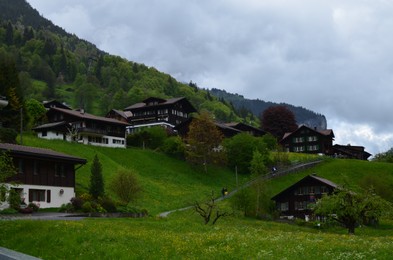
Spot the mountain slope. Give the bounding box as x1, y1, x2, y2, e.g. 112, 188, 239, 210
210, 88, 327, 129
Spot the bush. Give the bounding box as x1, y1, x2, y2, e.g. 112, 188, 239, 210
71, 197, 84, 210
19, 207, 33, 214
82, 201, 94, 213
59, 203, 74, 213
8, 189, 21, 210
126, 126, 168, 149
0, 128, 17, 143
28, 202, 40, 212
161, 136, 185, 159
0, 208, 18, 214
99, 197, 117, 213
108, 169, 142, 204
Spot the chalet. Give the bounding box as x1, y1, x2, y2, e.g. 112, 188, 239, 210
174, 118, 241, 138
42, 100, 72, 110
280, 125, 335, 155
123, 97, 197, 133
332, 144, 372, 160
0, 143, 86, 209
224, 122, 266, 137
271, 174, 338, 219
106, 109, 132, 124
33, 107, 129, 148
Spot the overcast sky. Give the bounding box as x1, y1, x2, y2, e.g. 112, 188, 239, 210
27, 0, 393, 157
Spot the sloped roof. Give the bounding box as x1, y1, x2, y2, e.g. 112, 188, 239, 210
0, 143, 86, 164
124, 97, 196, 112
271, 174, 338, 200
107, 109, 133, 119
49, 107, 130, 126
281, 125, 334, 142
32, 121, 67, 130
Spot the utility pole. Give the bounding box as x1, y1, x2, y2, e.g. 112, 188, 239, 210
20, 107, 23, 145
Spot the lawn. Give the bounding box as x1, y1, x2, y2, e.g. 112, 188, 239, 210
0, 212, 392, 259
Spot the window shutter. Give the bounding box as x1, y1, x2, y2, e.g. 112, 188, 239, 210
47, 190, 51, 203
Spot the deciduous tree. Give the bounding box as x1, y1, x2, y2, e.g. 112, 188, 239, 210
186, 111, 223, 173
0, 151, 17, 206
260, 105, 298, 140
108, 169, 142, 204
314, 187, 392, 235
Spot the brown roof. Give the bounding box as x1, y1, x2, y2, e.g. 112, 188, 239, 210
124, 97, 196, 111
51, 107, 130, 126
281, 125, 334, 141
0, 143, 87, 164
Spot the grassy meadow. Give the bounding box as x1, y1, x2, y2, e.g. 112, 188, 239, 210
1, 136, 393, 259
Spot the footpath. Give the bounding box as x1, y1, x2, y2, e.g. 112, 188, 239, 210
158, 160, 323, 217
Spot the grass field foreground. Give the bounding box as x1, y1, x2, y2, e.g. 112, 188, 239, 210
0, 212, 392, 259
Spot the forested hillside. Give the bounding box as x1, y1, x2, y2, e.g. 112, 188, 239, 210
210, 88, 327, 129
0, 0, 324, 129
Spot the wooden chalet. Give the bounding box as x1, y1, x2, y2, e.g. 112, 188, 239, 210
271, 174, 338, 219
332, 144, 371, 160
224, 122, 266, 137
106, 109, 133, 123
280, 125, 335, 155
0, 143, 86, 209
33, 107, 129, 148
123, 97, 197, 133
174, 118, 241, 138
42, 100, 72, 110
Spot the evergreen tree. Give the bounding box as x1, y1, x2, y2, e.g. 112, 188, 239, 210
89, 155, 104, 199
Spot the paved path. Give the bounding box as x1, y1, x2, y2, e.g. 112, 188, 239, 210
158, 160, 323, 218
0, 212, 87, 221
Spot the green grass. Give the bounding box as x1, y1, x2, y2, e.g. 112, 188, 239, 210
0, 213, 392, 259
23, 135, 248, 215
3, 136, 393, 259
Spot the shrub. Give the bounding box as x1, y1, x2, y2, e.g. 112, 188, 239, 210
59, 203, 74, 213
0, 128, 17, 143
161, 136, 185, 159
28, 202, 40, 212
82, 201, 94, 213
19, 207, 33, 214
8, 189, 21, 210
0, 208, 18, 214
108, 169, 142, 204
71, 197, 84, 210
99, 197, 117, 213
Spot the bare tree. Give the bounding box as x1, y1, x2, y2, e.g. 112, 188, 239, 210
194, 192, 230, 225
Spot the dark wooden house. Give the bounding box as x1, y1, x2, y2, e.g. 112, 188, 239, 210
33, 107, 129, 148
280, 125, 335, 155
123, 97, 197, 133
224, 122, 266, 137
0, 143, 86, 209
332, 144, 371, 160
174, 118, 241, 138
271, 174, 338, 219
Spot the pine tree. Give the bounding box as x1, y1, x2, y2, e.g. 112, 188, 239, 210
89, 155, 104, 199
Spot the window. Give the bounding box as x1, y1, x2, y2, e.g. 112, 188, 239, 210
42, 130, 47, 137
294, 146, 305, 152
18, 159, 24, 174
33, 161, 40, 175
321, 186, 328, 194
308, 136, 317, 142
294, 137, 304, 143
55, 163, 64, 177
29, 189, 46, 202
278, 202, 289, 211
295, 201, 307, 210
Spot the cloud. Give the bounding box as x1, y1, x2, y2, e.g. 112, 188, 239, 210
27, 0, 393, 155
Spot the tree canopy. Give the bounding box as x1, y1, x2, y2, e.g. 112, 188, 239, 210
314, 187, 393, 235
186, 111, 224, 173
260, 105, 298, 140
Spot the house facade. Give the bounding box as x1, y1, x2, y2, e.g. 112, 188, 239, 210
280, 125, 335, 155
33, 107, 129, 148
271, 174, 338, 219
0, 143, 86, 209
332, 144, 371, 160
123, 97, 197, 133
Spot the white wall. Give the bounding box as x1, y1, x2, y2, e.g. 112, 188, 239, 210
36, 131, 125, 148
0, 184, 75, 210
